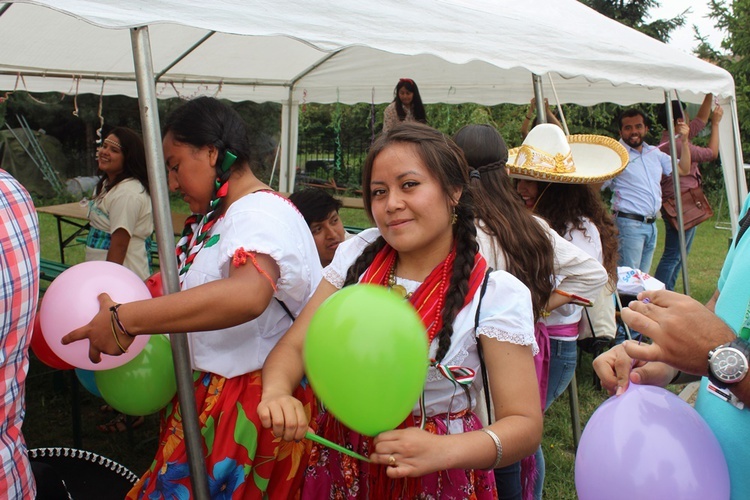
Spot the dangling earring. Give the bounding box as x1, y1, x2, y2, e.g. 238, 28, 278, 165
450, 206, 458, 225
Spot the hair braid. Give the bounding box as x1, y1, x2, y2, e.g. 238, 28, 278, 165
176, 167, 232, 280
343, 237, 387, 287
435, 202, 477, 363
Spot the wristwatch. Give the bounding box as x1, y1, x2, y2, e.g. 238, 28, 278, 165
707, 338, 750, 388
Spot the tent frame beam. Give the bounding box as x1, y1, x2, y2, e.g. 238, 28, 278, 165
154, 31, 216, 81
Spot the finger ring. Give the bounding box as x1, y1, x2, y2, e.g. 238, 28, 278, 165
388, 455, 397, 467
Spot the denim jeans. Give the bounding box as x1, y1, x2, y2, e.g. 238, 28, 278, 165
494, 461, 522, 500
654, 222, 697, 290
545, 339, 579, 409
615, 216, 658, 272
531, 339, 579, 499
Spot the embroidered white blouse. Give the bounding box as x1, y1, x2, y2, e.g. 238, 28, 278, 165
183, 192, 322, 378
323, 227, 536, 419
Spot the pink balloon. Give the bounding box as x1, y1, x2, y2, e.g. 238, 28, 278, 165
575, 383, 729, 500
39, 261, 152, 371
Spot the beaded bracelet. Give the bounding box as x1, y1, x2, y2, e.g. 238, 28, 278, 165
110, 315, 128, 354
110, 303, 135, 338
481, 428, 503, 469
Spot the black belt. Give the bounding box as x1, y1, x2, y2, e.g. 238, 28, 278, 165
616, 211, 656, 224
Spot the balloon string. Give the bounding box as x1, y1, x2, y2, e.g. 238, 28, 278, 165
305, 430, 371, 462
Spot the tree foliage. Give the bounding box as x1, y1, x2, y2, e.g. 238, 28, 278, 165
696, 0, 750, 165
581, 0, 686, 43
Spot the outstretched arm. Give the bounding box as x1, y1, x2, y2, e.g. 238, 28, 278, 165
676, 122, 691, 175
696, 93, 713, 124
62, 252, 279, 362
707, 105, 724, 160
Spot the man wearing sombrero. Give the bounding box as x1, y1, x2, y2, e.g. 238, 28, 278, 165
602, 109, 690, 272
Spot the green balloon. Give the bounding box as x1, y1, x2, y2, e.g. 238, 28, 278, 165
95, 335, 177, 416
304, 284, 428, 437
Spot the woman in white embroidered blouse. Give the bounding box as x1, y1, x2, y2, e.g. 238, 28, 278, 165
260, 123, 541, 499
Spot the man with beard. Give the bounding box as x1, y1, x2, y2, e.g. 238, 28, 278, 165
602, 109, 690, 272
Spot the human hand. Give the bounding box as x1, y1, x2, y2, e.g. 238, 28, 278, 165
61, 293, 134, 363
621, 290, 736, 376
370, 427, 448, 478
593, 344, 675, 395
529, 97, 536, 109
675, 122, 690, 142
712, 105, 724, 123
257, 393, 309, 441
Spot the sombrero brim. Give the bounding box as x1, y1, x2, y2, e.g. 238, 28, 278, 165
507, 134, 628, 184
29, 447, 139, 499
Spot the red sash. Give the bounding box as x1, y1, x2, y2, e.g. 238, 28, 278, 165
359, 243, 488, 343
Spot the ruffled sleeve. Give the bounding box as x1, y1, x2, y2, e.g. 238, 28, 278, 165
323, 227, 381, 289
475, 269, 538, 355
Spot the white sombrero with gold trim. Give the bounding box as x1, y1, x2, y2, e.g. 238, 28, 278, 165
507, 124, 628, 184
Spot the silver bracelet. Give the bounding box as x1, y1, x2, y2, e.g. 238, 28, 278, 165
481, 428, 503, 469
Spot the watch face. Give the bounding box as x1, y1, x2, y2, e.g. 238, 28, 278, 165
711, 347, 749, 383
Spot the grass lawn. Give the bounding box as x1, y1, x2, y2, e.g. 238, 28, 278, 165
25, 202, 732, 495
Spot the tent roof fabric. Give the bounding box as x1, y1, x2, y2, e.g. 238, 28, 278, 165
0, 0, 744, 225
0, 0, 735, 105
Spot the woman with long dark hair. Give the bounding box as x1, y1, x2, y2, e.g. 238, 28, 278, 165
382, 78, 427, 133
85, 127, 152, 281
64, 97, 322, 498
260, 122, 542, 499
454, 123, 609, 499
513, 123, 625, 500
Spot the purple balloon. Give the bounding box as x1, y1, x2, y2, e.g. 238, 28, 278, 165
576, 383, 729, 500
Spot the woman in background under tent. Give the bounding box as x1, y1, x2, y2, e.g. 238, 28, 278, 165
382, 78, 427, 134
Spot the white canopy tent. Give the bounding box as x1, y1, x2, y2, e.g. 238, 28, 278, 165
3, 1, 746, 495
0, 0, 746, 227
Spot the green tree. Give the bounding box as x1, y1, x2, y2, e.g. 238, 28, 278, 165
695, 0, 750, 165
581, 0, 686, 43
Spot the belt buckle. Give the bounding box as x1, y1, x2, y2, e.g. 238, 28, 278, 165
645, 215, 655, 223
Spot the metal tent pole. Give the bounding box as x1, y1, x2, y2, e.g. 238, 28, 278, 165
130, 26, 210, 499
532, 74, 546, 124
664, 90, 690, 295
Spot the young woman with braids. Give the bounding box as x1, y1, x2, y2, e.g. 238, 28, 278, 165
381, 78, 427, 133
453, 124, 608, 500
63, 97, 322, 498
258, 122, 542, 499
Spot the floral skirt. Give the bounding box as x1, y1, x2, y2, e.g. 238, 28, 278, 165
302, 410, 497, 500
126, 369, 315, 500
